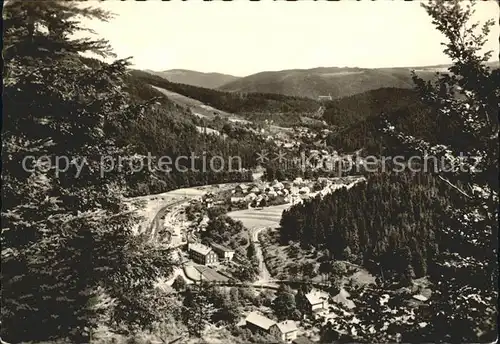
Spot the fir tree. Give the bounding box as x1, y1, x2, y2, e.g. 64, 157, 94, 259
2, 1, 174, 341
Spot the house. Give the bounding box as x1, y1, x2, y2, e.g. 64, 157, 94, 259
292, 336, 315, 344
299, 186, 310, 195
270, 320, 298, 342
188, 243, 218, 265
318, 94, 332, 101
244, 192, 258, 201
245, 312, 276, 333
305, 290, 328, 313
250, 186, 260, 194
231, 196, 246, 203
412, 294, 428, 302
268, 190, 278, 198
234, 184, 248, 195
293, 177, 304, 186
211, 242, 235, 261
272, 181, 285, 190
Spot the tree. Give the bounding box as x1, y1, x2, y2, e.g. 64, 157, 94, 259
272, 285, 297, 320
381, 1, 498, 342
247, 241, 256, 260
207, 206, 226, 220
320, 322, 341, 343
182, 285, 216, 337
342, 246, 352, 260
300, 262, 317, 280
2, 1, 175, 342
294, 289, 309, 315
330, 261, 347, 277
172, 275, 187, 292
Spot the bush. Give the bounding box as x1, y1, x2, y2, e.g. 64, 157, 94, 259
171, 275, 187, 291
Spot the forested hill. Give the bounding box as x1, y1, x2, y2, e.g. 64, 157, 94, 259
131, 69, 320, 115
110, 66, 274, 196
279, 172, 465, 282
322, 86, 478, 155
218, 67, 416, 99
322, 88, 421, 128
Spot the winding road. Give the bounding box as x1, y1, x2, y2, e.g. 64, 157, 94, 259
146, 198, 189, 239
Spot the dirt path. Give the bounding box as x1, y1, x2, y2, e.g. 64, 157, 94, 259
252, 226, 272, 283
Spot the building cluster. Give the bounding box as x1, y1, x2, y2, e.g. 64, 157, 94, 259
230, 179, 316, 206
187, 242, 235, 265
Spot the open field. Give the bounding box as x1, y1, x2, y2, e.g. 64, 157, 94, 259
150, 85, 249, 124
227, 204, 291, 229
151, 85, 205, 107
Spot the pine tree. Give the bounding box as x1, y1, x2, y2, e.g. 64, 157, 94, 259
382, 0, 498, 341
2, 1, 175, 341
182, 283, 216, 337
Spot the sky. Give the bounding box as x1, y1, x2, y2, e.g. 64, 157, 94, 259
80, 1, 499, 77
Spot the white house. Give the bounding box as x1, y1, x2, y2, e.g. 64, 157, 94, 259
231, 196, 246, 203
305, 290, 328, 314
270, 320, 298, 342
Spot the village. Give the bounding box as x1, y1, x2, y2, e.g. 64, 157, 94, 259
140, 168, 434, 343
158, 175, 389, 343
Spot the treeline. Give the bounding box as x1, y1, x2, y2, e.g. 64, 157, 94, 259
279, 172, 465, 282
130, 69, 320, 115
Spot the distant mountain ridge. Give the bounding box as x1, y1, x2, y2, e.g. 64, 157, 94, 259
147, 61, 498, 99
218, 61, 498, 99
146, 69, 240, 89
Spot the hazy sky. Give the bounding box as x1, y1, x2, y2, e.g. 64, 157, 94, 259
81, 1, 499, 76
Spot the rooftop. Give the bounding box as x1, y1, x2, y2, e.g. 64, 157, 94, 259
211, 242, 234, 253
245, 312, 276, 330
274, 320, 298, 334
412, 294, 428, 302
188, 243, 212, 256
305, 290, 328, 305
